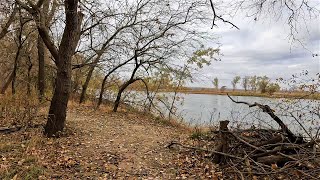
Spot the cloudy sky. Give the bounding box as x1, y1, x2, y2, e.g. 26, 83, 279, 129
190, 1, 320, 89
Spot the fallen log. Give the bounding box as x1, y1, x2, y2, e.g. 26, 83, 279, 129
257, 155, 295, 165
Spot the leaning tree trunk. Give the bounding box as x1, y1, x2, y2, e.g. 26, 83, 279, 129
113, 83, 129, 112
0, 71, 14, 94
97, 74, 109, 107
79, 66, 94, 103
15, 0, 82, 136
79, 53, 103, 104
113, 79, 139, 112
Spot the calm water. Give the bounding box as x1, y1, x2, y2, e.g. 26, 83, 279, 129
166, 93, 319, 135
111, 91, 319, 135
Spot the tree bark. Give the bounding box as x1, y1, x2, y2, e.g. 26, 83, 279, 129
97, 74, 109, 107
113, 81, 132, 112
213, 120, 230, 164
79, 63, 96, 103
37, 35, 45, 100
0, 71, 14, 94
113, 78, 140, 112
44, 0, 83, 137
27, 56, 33, 95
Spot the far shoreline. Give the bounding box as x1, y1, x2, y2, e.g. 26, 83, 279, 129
152, 89, 320, 100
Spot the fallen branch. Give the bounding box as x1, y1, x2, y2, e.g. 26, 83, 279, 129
165, 141, 243, 160
256, 135, 284, 147
0, 126, 21, 134
227, 94, 303, 143
227, 131, 267, 153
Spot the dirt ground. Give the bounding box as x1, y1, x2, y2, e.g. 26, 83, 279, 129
0, 105, 219, 179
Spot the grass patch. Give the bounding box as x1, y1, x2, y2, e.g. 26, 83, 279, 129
190, 127, 211, 140
0, 143, 18, 153
23, 165, 45, 180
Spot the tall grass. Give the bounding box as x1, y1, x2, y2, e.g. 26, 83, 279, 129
0, 88, 44, 127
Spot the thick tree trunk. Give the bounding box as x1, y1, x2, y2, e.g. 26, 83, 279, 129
43, 0, 83, 137
38, 36, 45, 100
45, 66, 71, 136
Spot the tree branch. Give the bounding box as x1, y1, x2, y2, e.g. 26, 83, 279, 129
0, 5, 19, 40
227, 94, 303, 143
209, 0, 239, 30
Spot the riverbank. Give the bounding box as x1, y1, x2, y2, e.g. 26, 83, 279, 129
163, 89, 320, 100
1, 102, 319, 179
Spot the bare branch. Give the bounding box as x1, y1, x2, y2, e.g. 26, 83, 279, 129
209, 0, 240, 30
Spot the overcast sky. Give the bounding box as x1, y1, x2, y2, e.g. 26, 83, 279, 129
189, 2, 320, 89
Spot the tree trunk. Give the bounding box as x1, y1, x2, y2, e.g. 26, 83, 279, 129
45, 66, 71, 136
38, 35, 45, 100
213, 120, 230, 164
97, 75, 108, 107
43, 0, 83, 137
79, 66, 94, 103
113, 79, 139, 112
27, 57, 33, 95
0, 71, 14, 94
113, 84, 127, 112
12, 47, 21, 95
79, 53, 103, 104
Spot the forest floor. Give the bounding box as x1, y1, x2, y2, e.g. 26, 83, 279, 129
0, 104, 220, 179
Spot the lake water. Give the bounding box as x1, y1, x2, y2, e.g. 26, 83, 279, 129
106, 90, 319, 136
163, 93, 320, 135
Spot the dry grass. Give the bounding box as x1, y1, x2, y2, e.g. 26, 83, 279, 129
0, 90, 45, 127
0, 103, 194, 179
173, 89, 320, 100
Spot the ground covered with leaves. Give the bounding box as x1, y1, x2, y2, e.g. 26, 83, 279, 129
0, 105, 223, 179
2, 104, 319, 179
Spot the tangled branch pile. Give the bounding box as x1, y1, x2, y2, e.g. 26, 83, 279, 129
167, 95, 320, 179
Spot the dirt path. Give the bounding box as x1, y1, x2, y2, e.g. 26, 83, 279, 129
64, 107, 188, 179
1, 106, 193, 179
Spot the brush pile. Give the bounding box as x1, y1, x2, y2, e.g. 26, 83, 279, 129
167, 95, 320, 179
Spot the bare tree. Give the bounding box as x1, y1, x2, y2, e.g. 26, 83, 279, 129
16, 0, 83, 137
0, 3, 18, 40
78, 0, 152, 103
37, 0, 58, 101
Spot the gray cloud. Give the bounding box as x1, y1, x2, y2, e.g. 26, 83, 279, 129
189, 11, 320, 88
